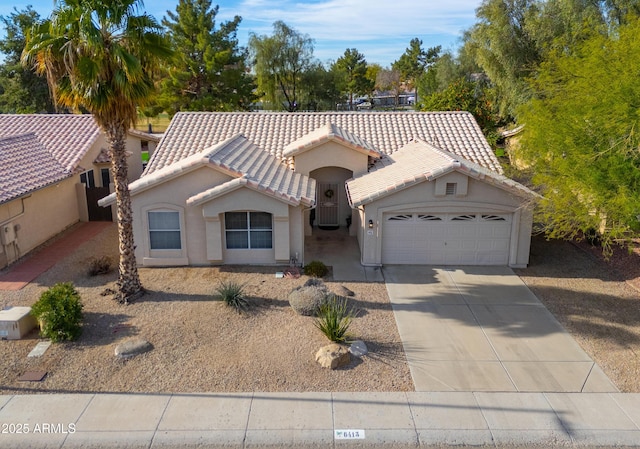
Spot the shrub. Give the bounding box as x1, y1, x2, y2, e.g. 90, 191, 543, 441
303, 260, 328, 278
31, 282, 83, 342
87, 256, 113, 276
288, 284, 327, 316
215, 281, 250, 313
313, 294, 356, 343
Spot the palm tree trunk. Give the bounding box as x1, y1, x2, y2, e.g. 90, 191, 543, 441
106, 122, 143, 303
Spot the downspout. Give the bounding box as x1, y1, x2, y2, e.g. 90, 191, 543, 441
0, 195, 30, 227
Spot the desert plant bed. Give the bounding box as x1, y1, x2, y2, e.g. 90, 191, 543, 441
0, 226, 412, 394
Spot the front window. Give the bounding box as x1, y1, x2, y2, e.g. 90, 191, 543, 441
148, 210, 181, 250
225, 212, 272, 249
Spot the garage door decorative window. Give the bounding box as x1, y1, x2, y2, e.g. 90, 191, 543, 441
225, 212, 273, 249
148, 210, 181, 250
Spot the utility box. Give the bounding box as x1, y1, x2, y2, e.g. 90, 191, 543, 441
0, 306, 37, 340
0, 224, 16, 245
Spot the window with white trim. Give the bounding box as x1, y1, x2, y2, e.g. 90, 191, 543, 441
451, 214, 476, 221
79, 170, 95, 188
225, 212, 273, 249
387, 214, 413, 221
418, 214, 443, 221
148, 210, 181, 250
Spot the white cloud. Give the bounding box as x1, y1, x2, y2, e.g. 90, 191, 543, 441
218, 0, 480, 65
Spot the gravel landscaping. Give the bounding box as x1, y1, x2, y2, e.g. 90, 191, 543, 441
2, 224, 640, 393
515, 235, 640, 392
0, 224, 412, 394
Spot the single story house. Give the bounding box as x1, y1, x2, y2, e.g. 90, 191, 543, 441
99, 111, 536, 268
0, 114, 159, 269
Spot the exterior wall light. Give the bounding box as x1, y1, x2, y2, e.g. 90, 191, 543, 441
368, 219, 374, 228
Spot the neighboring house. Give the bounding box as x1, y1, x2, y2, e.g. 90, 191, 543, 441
0, 114, 159, 269
99, 111, 536, 268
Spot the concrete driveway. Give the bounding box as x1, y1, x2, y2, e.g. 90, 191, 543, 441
383, 265, 619, 392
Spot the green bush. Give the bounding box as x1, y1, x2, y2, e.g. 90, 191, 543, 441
215, 281, 250, 313
30, 282, 83, 342
313, 295, 356, 343
303, 260, 328, 278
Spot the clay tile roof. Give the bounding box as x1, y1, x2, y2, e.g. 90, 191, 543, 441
145, 111, 502, 175
0, 133, 71, 204
94, 148, 111, 164
346, 140, 537, 207
0, 114, 101, 173
283, 122, 381, 158
100, 134, 315, 207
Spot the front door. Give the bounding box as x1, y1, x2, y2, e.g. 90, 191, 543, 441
316, 183, 339, 227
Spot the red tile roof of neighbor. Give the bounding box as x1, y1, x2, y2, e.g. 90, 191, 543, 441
0, 133, 71, 204
0, 114, 157, 203
0, 114, 100, 173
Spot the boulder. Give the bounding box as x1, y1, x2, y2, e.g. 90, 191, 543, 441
315, 343, 350, 369
337, 285, 355, 297
115, 338, 153, 358
349, 340, 368, 357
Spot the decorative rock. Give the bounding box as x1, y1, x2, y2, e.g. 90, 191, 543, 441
349, 340, 368, 357
337, 285, 355, 297
115, 338, 153, 358
303, 278, 325, 288
315, 343, 351, 369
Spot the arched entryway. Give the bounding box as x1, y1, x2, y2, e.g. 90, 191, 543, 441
309, 167, 353, 232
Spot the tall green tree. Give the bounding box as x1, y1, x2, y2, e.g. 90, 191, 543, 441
516, 18, 640, 250
248, 21, 314, 111
463, 0, 542, 121
23, 0, 172, 303
160, 0, 255, 113
421, 77, 498, 143
392, 38, 440, 106
333, 48, 374, 110
0, 7, 54, 113
299, 62, 340, 111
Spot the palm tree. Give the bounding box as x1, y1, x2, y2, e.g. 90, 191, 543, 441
22, 0, 172, 303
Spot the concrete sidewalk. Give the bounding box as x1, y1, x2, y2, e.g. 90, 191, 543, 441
2, 391, 640, 448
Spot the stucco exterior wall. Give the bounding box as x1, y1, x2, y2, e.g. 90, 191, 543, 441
292, 142, 370, 177
131, 167, 230, 266
130, 166, 305, 266
358, 172, 533, 267
76, 133, 146, 189
0, 176, 79, 269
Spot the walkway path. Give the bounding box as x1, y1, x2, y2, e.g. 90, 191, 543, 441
0, 222, 112, 291
2, 391, 640, 448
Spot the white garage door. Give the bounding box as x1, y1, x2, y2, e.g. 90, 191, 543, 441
382, 213, 512, 265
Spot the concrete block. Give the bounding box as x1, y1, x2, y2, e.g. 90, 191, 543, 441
151, 430, 245, 448
247, 393, 332, 430
333, 392, 413, 430
158, 393, 252, 430
76, 394, 170, 431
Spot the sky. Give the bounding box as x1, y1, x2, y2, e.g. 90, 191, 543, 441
0, 0, 483, 67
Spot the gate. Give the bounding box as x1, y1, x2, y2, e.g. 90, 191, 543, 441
86, 186, 113, 221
